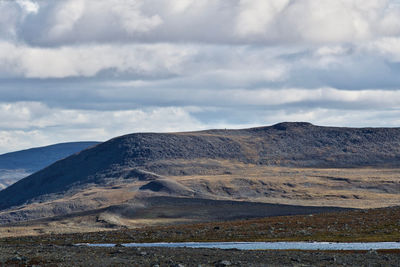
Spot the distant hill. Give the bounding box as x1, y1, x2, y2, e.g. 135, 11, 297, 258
1, 122, 400, 209
0, 142, 100, 189
0, 122, 400, 226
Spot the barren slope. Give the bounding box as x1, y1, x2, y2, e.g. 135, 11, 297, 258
0, 122, 400, 228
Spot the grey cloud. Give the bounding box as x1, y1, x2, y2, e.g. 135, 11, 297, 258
3, 41, 400, 90
2, 75, 400, 112
3, 0, 400, 46
286, 57, 400, 90
1, 0, 400, 153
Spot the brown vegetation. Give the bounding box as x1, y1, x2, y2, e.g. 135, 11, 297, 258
3, 205, 398, 245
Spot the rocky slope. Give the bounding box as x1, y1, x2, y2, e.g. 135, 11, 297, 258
0, 122, 400, 224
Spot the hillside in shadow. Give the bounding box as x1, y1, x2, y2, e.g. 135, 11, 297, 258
0, 142, 100, 189
0, 122, 399, 224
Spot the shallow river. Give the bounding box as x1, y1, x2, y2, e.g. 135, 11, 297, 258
78, 242, 400, 250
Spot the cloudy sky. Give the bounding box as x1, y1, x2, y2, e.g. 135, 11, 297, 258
1, 0, 400, 153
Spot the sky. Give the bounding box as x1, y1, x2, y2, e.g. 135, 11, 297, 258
1, 0, 400, 153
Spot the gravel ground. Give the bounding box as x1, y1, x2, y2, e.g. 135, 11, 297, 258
0, 244, 400, 266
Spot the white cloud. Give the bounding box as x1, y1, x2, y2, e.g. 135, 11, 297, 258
260, 108, 400, 128
0, 42, 195, 78
0, 129, 48, 154
236, 0, 290, 38
282, 1, 371, 42
368, 37, 400, 61
0, 0, 400, 153
215, 88, 400, 108
235, 0, 400, 43
167, 0, 195, 14
1, 0, 397, 45
16, 0, 39, 14
29, 0, 165, 44
0, 102, 207, 153
110, 0, 163, 33
47, 0, 85, 39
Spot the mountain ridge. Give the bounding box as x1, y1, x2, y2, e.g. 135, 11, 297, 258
0, 122, 400, 215
0, 141, 100, 190
0, 141, 101, 171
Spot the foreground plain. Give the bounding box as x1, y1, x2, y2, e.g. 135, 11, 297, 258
0, 244, 399, 266
1, 206, 400, 265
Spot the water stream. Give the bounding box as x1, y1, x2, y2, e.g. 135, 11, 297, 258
76, 241, 400, 250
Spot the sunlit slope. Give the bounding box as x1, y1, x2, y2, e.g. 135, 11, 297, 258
0, 122, 400, 217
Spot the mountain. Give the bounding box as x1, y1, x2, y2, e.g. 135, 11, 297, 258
0, 122, 400, 230
0, 142, 100, 189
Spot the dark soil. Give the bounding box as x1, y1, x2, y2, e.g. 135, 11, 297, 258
1, 206, 400, 266
0, 243, 399, 266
